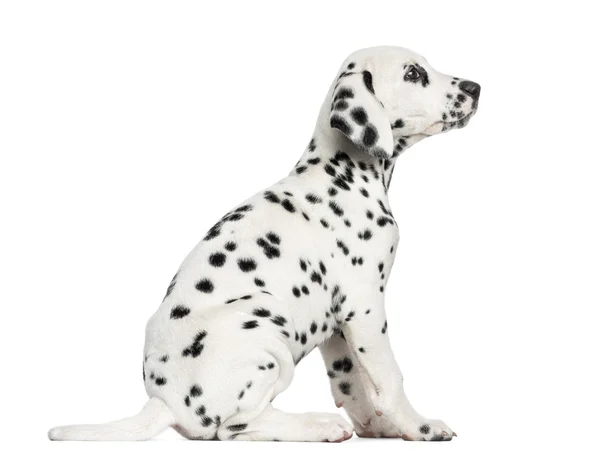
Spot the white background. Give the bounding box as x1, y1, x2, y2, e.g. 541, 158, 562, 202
1, 1, 599, 453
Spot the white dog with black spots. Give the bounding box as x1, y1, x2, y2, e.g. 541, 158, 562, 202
49, 46, 480, 443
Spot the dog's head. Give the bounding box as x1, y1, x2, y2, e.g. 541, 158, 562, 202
329, 46, 480, 158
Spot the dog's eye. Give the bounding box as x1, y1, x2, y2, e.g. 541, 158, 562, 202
404, 66, 421, 81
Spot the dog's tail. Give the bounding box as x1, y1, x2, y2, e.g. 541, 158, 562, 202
48, 397, 175, 441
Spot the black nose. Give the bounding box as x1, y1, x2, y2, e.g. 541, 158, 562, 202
459, 80, 481, 99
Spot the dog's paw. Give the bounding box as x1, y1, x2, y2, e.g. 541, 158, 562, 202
401, 418, 455, 441
354, 416, 455, 441
351, 413, 402, 438
307, 413, 354, 442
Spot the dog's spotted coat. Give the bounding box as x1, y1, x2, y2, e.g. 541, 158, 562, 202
49, 46, 480, 443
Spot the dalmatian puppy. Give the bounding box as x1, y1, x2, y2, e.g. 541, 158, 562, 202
49, 46, 480, 442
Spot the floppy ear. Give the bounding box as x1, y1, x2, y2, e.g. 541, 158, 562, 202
329, 71, 394, 159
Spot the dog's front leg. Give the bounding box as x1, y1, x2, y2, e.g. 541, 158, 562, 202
321, 295, 455, 441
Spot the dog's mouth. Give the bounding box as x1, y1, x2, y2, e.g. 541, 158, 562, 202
423, 109, 477, 135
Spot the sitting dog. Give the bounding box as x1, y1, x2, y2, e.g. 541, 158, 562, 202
49, 46, 480, 442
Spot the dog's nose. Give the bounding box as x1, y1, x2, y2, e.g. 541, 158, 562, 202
459, 80, 481, 100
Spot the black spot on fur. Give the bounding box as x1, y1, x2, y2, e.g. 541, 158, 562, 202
310, 271, 322, 284
363, 71, 375, 94
358, 229, 373, 241
196, 278, 214, 293
336, 240, 350, 255
235, 204, 252, 213
256, 238, 280, 259
330, 115, 353, 136
271, 315, 287, 326
377, 216, 394, 227
351, 107, 368, 125
254, 277, 265, 287
224, 241, 237, 251
182, 330, 207, 358
324, 163, 336, 177
225, 212, 244, 222
253, 308, 271, 318
238, 258, 257, 272
329, 200, 344, 217
264, 191, 280, 203
203, 222, 222, 241
333, 177, 350, 191
281, 199, 295, 213
335, 150, 351, 161
333, 357, 353, 373
266, 232, 280, 244
362, 125, 378, 147
305, 193, 322, 204
335, 87, 354, 100
243, 320, 259, 329
163, 273, 177, 300
319, 261, 327, 275
170, 305, 190, 319
334, 100, 349, 111
420, 424, 431, 435
339, 381, 352, 395
392, 118, 405, 129
228, 424, 247, 432
190, 385, 203, 397
209, 252, 226, 267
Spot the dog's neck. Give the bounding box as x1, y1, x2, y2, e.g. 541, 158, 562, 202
291, 107, 422, 199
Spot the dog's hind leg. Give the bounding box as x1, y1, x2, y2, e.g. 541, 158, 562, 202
217, 404, 353, 442
209, 294, 353, 442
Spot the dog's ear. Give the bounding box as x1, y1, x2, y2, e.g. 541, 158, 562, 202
329, 71, 394, 159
